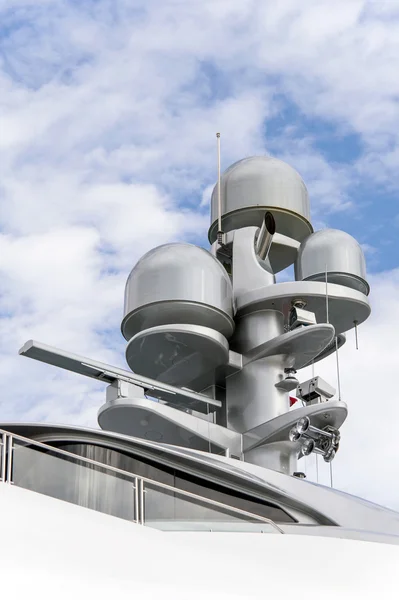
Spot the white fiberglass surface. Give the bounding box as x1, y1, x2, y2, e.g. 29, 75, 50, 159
0, 484, 397, 599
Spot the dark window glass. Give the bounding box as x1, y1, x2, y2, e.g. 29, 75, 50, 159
11, 442, 137, 521
175, 473, 294, 523
56, 443, 174, 486
53, 442, 295, 523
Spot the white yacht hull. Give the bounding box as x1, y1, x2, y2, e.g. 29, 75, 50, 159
0, 484, 396, 599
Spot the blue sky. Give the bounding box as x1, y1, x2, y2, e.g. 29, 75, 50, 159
266, 100, 398, 270
1, 0, 399, 508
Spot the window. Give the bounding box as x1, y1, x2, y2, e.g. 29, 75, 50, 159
54, 442, 295, 523
11, 440, 294, 525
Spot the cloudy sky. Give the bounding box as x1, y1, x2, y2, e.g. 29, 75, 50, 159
1, 0, 398, 510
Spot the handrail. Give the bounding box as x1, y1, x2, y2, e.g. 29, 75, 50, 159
0, 428, 141, 482
0, 433, 6, 481
141, 478, 284, 532
0, 428, 284, 534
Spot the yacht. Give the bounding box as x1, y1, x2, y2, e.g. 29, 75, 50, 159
1, 153, 398, 598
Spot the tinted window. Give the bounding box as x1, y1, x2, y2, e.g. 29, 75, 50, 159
54, 442, 295, 523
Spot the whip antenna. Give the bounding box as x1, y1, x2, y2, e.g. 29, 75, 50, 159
335, 336, 342, 401
216, 133, 224, 246
354, 320, 359, 350
325, 264, 329, 324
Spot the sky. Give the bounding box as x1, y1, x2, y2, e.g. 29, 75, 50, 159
0, 0, 399, 510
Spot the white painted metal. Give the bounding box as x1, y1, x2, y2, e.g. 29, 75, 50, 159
122, 242, 235, 341
209, 156, 312, 243
296, 228, 369, 295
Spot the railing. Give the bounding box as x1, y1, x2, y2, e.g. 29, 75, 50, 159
0, 429, 284, 534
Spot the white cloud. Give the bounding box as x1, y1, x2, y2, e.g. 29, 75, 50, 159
301, 269, 399, 510
266, 133, 355, 217
0, 0, 399, 511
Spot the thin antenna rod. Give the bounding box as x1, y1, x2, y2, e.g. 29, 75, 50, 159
329, 462, 334, 488
216, 133, 223, 243
354, 320, 359, 350
325, 264, 329, 324
335, 336, 342, 401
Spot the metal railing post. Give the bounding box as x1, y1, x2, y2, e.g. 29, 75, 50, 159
6, 435, 13, 484
140, 479, 145, 525
134, 477, 139, 523
0, 433, 6, 482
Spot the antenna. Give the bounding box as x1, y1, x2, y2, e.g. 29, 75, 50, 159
325, 264, 329, 324
216, 133, 224, 246
335, 336, 342, 401
19, 340, 221, 412
354, 320, 359, 350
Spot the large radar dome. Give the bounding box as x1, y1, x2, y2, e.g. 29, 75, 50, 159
122, 243, 235, 341
209, 156, 312, 243
121, 243, 234, 387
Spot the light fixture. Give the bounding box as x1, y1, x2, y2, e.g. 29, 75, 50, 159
275, 368, 299, 392
302, 438, 315, 456
289, 427, 301, 442
288, 415, 340, 463
296, 416, 310, 435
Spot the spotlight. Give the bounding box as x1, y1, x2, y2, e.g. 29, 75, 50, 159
289, 427, 301, 442
296, 416, 310, 435
302, 438, 315, 456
